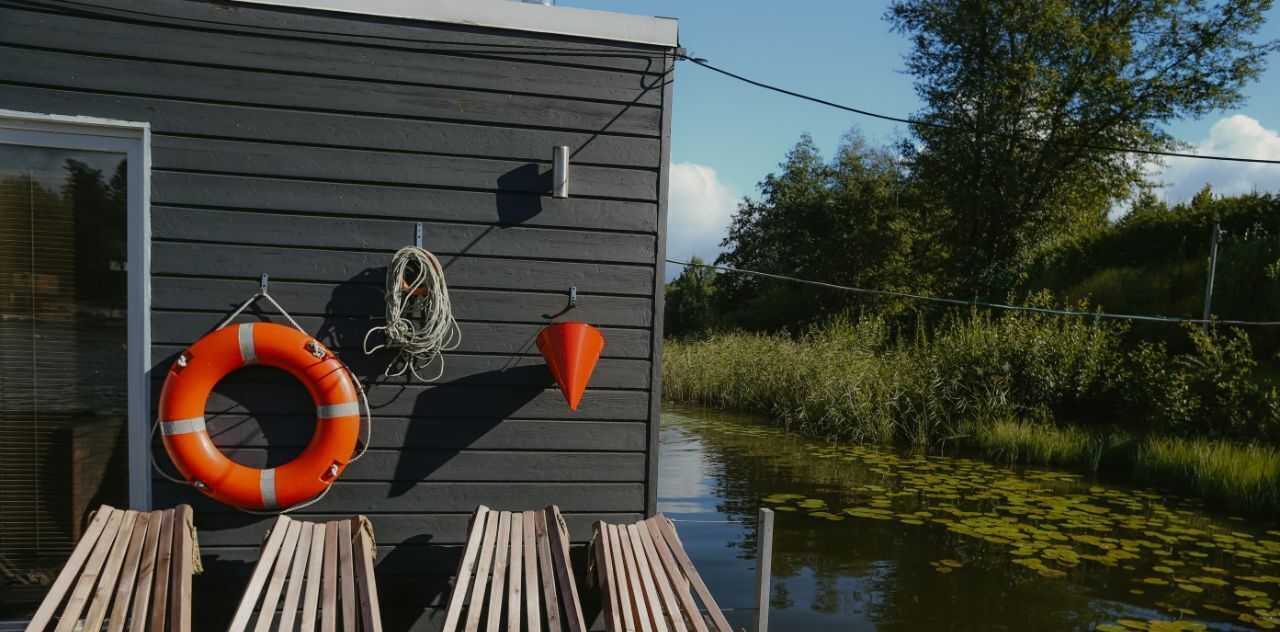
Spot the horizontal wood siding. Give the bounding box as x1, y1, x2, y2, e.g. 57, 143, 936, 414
0, 1, 672, 629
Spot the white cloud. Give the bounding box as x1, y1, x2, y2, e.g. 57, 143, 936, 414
665, 162, 738, 280
1154, 115, 1280, 203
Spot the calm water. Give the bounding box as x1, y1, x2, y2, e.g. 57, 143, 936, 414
658, 405, 1280, 632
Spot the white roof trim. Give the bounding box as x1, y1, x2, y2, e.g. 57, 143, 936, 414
240, 0, 678, 47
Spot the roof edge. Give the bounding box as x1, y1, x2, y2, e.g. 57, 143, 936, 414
238, 0, 678, 47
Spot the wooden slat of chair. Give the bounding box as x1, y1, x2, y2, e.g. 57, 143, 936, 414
338, 519, 358, 632
532, 510, 561, 632
54, 507, 126, 632
442, 506, 490, 632
625, 524, 669, 632
83, 510, 140, 632
108, 512, 152, 632
170, 505, 196, 632
605, 524, 637, 632
506, 517, 524, 632
647, 519, 732, 632
230, 515, 293, 632
279, 521, 315, 632
26, 507, 116, 632
255, 519, 303, 632
591, 523, 622, 632
638, 521, 706, 632
633, 522, 688, 632
129, 509, 166, 632
150, 508, 177, 632
463, 509, 501, 632
520, 511, 540, 632
321, 521, 339, 632
614, 524, 651, 632
351, 517, 383, 632
485, 512, 512, 632
300, 522, 327, 632
545, 508, 586, 632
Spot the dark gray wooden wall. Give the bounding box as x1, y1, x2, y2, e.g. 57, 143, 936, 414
0, 1, 671, 629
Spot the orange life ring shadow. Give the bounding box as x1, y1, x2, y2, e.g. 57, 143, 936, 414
157, 322, 360, 511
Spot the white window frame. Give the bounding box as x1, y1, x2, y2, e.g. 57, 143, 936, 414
0, 109, 152, 510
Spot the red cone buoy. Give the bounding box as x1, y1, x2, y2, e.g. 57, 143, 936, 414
537, 321, 605, 411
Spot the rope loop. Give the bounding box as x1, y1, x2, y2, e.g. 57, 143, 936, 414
363, 246, 461, 381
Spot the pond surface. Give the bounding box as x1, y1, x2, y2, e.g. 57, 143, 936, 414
658, 405, 1280, 632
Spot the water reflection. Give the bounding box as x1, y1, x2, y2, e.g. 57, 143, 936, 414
660, 406, 1279, 631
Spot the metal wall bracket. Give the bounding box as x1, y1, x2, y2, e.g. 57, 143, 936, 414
542, 285, 578, 320
259, 273, 269, 294
414, 222, 423, 248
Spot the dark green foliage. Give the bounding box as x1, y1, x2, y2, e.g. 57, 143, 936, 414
887, 0, 1277, 290
664, 255, 718, 338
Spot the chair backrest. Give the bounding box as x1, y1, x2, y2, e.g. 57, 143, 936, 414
590, 515, 733, 632
440, 505, 586, 632
229, 515, 381, 632
26, 504, 200, 632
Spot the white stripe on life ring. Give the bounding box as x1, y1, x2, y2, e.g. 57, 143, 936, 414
160, 417, 206, 435
316, 402, 360, 419
238, 323, 257, 365
260, 468, 278, 509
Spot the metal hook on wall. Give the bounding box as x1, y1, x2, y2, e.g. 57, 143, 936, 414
542, 286, 577, 320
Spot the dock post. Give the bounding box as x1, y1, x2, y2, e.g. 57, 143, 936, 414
754, 508, 774, 632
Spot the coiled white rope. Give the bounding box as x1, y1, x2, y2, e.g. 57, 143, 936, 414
364, 246, 461, 381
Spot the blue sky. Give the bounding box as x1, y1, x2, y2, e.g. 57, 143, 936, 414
561, 1, 1280, 277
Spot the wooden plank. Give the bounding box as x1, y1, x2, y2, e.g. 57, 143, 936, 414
648, 520, 731, 632
521, 512, 541, 632
640, 521, 707, 632
83, 510, 139, 632
0, 47, 662, 135
1, 87, 662, 170
300, 522, 328, 632
614, 525, 650, 632
0, 8, 664, 105
753, 509, 775, 632
506, 518, 524, 632
606, 525, 636, 632
338, 520, 358, 632
484, 512, 512, 632
170, 505, 196, 632
149, 509, 177, 632
634, 523, 686, 632
229, 515, 292, 632
153, 482, 646, 516
54, 508, 125, 632
322, 521, 339, 632
255, 520, 304, 632
129, 510, 165, 632
592, 524, 622, 632
351, 518, 383, 632
441, 507, 490, 632
25, 506, 114, 632
149, 138, 659, 202
546, 508, 586, 632
279, 521, 315, 632
533, 511, 561, 632
11, 0, 671, 74
626, 524, 669, 632
150, 252, 655, 303
108, 512, 152, 632
463, 510, 501, 632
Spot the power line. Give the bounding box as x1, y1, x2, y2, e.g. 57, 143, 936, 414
679, 56, 1280, 166
666, 258, 1280, 327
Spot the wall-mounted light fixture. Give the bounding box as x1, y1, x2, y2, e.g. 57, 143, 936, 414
553, 145, 569, 198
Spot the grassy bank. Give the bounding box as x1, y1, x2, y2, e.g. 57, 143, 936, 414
663, 312, 1280, 514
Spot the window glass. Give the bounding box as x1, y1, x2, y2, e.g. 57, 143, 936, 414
0, 144, 129, 615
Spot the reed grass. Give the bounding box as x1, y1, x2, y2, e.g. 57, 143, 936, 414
663, 312, 1280, 513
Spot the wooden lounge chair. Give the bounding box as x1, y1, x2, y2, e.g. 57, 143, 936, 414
229, 515, 381, 632
440, 505, 586, 632
26, 504, 200, 632
590, 515, 734, 632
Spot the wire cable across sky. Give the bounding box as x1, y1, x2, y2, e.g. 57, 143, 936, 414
666, 258, 1280, 327
679, 55, 1280, 166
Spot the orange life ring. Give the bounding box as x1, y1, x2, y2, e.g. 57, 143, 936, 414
158, 322, 361, 511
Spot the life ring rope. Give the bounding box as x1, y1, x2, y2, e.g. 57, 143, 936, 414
150, 287, 371, 515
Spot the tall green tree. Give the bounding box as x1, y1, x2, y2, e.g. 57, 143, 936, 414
887, 0, 1277, 291
715, 131, 946, 330
664, 255, 718, 337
